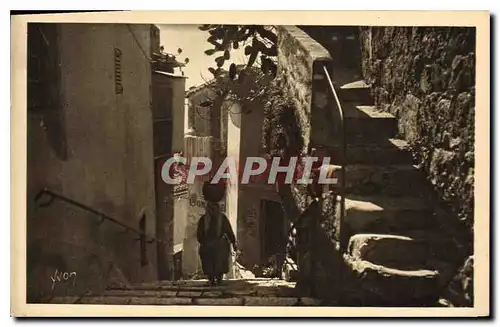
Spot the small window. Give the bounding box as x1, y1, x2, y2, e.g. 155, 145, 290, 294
114, 47, 123, 94
152, 86, 173, 120
153, 120, 173, 157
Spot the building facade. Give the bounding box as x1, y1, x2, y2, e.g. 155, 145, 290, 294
26, 23, 184, 301
151, 69, 188, 280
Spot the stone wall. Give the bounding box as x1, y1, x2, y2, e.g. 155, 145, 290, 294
359, 27, 475, 306
276, 26, 344, 303
359, 26, 475, 249
277, 26, 334, 153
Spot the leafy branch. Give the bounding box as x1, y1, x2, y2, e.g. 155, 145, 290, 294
199, 25, 278, 81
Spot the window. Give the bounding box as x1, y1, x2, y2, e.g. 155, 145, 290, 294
153, 120, 173, 157
152, 83, 174, 157
152, 85, 173, 120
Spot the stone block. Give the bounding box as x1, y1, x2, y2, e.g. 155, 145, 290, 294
104, 289, 177, 297
255, 287, 294, 297
193, 298, 244, 306
347, 258, 440, 304
342, 195, 433, 235
343, 164, 428, 197
129, 297, 193, 305
201, 291, 223, 298
224, 289, 256, 296
299, 297, 322, 306
79, 296, 131, 305
328, 138, 413, 165
177, 291, 203, 297
347, 233, 431, 269
243, 296, 299, 306
50, 296, 79, 304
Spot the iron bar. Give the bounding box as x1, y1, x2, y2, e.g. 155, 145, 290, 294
322, 65, 346, 252
34, 188, 168, 245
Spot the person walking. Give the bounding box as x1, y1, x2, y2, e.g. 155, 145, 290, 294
197, 201, 237, 286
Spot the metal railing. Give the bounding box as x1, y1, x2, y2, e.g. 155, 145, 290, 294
322, 65, 347, 252
34, 188, 168, 245
281, 64, 348, 281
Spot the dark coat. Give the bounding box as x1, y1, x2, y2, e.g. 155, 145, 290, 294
197, 213, 236, 276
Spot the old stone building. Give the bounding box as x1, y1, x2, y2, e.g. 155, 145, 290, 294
26, 23, 186, 301
225, 100, 288, 271
183, 74, 290, 275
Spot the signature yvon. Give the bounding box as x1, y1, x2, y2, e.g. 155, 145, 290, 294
50, 269, 76, 290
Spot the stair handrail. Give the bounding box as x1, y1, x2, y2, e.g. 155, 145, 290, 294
34, 188, 168, 245
322, 65, 347, 253
282, 65, 348, 279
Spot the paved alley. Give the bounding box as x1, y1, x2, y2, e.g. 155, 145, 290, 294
50, 279, 323, 306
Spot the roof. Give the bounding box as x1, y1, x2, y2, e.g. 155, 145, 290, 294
153, 70, 188, 79
185, 79, 217, 98
185, 66, 237, 98
185, 64, 261, 98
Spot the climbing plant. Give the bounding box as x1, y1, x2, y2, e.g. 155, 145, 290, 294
196, 24, 303, 158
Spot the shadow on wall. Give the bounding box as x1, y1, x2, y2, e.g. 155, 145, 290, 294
26, 197, 159, 303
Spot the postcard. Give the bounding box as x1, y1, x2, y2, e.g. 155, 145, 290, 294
11, 10, 490, 317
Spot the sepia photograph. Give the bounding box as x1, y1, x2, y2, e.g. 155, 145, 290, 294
11, 11, 490, 317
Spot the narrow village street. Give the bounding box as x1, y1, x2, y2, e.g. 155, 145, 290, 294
23, 21, 478, 312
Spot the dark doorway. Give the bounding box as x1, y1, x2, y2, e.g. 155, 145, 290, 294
260, 200, 286, 263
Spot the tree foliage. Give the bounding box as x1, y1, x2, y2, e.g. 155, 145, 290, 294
196, 24, 302, 157
199, 25, 278, 81
196, 65, 274, 113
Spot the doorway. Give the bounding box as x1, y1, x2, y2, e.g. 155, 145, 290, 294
260, 200, 286, 264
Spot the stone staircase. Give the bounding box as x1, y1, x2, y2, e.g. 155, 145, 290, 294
314, 28, 459, 306
49, 278, 324, 306
335, 73, 458, 306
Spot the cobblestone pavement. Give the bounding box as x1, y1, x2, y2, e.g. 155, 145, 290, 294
50, 278, 324, 306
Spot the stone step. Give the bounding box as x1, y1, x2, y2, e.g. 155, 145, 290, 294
50, 296, 80, 304
347, 234, 432, 269
243, 296, 299, 306
344, 105, 398, 141
327, 68, 363, 87
344, 233, 454, 305
328, 138, 413, 165
48, 275, 322, 306
78, 296, 132, 305
345, 257, 440, 306
103, 289, 179, 297
343, 104, 395, 120
335, 164, 428, 197
340, 195, 435, 236
338, 80, 372, 104
50, 294, 319, 306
